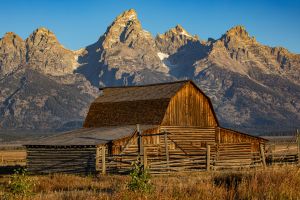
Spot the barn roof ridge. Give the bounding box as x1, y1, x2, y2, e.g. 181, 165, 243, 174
99, 80, 192, 90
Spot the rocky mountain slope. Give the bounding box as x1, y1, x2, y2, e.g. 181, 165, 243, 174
76, 9, 174, 87
0, 29, 98, 130
0, 9, 299, 134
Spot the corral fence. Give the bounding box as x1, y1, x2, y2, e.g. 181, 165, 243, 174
96, 130, 300, 175
264, 130, 300, 166
96, 142, 267, 175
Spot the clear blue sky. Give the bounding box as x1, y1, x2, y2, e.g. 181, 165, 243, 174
1, 0, 299, 53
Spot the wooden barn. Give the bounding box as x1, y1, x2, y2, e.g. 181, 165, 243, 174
25, 80, 267, 174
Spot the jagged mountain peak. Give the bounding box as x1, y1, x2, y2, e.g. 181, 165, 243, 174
0, 32, 26, 76
115, 8, 138, 21
155, 24, 200, 55
158, 24, 198, 40
0, 32, 25, 50
77, 9, 170, 88
173, 24, 193, 37
222, 25, 256, 45
1, 32, 23, 42
34, 27, 52, 33
26, 27, 59, 46
101, 9, 147, 49
24, 27, 76, 76
226, 25, 248, 37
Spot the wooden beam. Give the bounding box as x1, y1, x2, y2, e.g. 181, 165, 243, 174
260, 144, 266, 168
297, 129, 300, 165
102, 146, 106, 175
218, 127, 221, 144
143, 147, 148, 169
121, 132, 137, 154
206, 144, 211, 171
95, 147, 100, 171
142, 132, 170, 137
166, 136, 189, 156
136, 124, 142, 156
164, 132, 170, 170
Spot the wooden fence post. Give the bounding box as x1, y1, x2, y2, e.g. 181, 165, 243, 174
164, 132, 170, 170
95, 147, 100, 171
143, 147, 148, 169
217, 128, 221, 144
137, 124, 140, 155
260, 144, 266, 168
271, 143, 274, 166
102, 146, 106, 175
137, 124, 144, 165
206, 144, 211, 171
297, 129, 300, 165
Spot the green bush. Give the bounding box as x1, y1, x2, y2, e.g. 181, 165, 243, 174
127, 159, 153, 193
7, 168, 34, 197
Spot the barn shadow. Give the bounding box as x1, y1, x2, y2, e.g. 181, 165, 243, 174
213, 172, 252, 199
0, 165, 25, 175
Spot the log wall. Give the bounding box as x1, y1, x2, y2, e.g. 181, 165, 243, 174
26, 146, 97, 175
217, 127, 264, 152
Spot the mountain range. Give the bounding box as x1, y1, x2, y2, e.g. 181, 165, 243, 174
0, 9, 299, 134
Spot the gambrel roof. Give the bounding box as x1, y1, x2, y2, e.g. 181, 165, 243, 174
83, 80, 219, 127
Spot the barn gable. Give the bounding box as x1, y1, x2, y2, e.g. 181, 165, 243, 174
162, 81, 218, 127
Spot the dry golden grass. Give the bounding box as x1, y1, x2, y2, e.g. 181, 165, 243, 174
0, 150, 26, 166
0, 166, 299, 200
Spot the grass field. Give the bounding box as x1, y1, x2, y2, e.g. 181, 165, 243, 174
0, 166, 299, 200
0, 150, 26, 166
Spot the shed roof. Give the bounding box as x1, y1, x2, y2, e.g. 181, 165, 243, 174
25, 125, 156, 146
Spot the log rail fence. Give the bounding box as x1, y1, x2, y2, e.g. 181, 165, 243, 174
95, 129, 300, 174
96, 141, 266, 175
264, 129, 299, 166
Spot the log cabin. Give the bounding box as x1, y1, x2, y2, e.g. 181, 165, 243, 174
25, 80, 267, 174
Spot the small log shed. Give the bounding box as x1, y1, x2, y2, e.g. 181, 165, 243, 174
25, 80, 267, 174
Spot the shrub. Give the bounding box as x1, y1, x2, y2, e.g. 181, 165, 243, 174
127, 159, 153, 193
7, 168, 34, 197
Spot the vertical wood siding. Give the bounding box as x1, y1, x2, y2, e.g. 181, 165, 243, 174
162, 83, 218, 127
